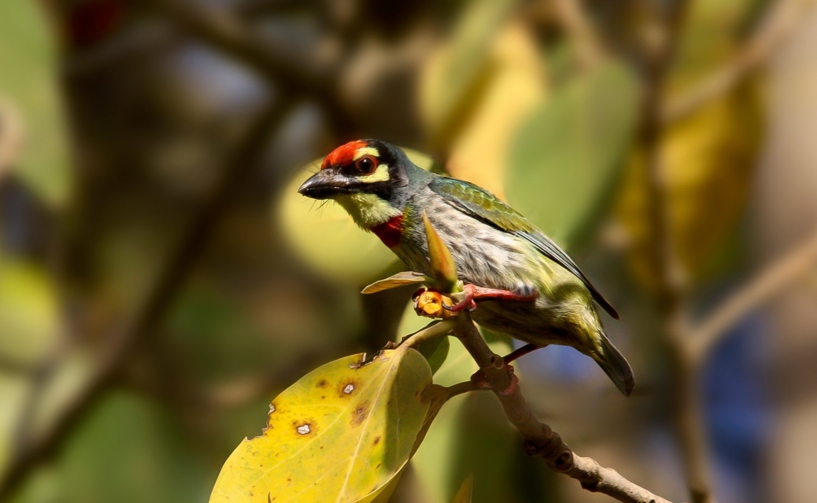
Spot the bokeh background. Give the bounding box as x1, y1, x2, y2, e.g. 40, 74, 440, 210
1, 0, 816, 502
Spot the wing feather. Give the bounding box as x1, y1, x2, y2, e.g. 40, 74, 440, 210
430, 177, 619, 319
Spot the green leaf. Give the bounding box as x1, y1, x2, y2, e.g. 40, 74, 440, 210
277, 149, 433, 285
413, 332, 450, 376
58, 391, 211, 503
0, 1, 69, 205
419, 0, 518, 149
0, 258, 60, 366
362, 271, 428, 295
396, 305, 513, 503
209, 346, 433, 503
506, 60, 639, 245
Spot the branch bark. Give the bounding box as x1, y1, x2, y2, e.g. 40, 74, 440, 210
452, 315, 674, 503
689, 229, 817, 358
637, 2, 717, 502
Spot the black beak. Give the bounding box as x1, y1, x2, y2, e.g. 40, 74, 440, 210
298, 170, 357, 199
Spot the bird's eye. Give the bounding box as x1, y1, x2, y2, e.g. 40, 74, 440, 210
355, 156, 378, 174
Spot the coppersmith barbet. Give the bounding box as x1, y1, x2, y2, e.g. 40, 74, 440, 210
298, 139, 635, 395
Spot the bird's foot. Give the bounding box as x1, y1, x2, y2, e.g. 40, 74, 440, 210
442, 283, 538, 312
471, 363, 519, 396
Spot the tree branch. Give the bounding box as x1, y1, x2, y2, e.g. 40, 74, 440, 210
690, 229, 817, 358
0, 100, 294, 500
637, 2, 717, 502
452, 315, 674, 503
662, 0, 805, 124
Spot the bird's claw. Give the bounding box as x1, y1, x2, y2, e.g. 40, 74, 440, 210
443, 283, 538, 313
441, 289, 477, 312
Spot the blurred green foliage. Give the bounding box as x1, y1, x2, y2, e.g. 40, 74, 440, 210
0, 0, 786, 502
0, 1, 68, 205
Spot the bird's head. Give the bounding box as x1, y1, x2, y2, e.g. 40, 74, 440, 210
298, 139, 410, 202
298, 139, 425, 233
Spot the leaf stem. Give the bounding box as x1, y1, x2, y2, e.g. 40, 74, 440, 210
400, 319, 457, 349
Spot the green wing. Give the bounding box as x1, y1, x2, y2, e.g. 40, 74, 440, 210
430, 176, 619, 319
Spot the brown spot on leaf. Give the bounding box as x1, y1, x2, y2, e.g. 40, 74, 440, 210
293, 419, 317, 436
373, 436, 381, 445
317, 379, 328, 388
350, 401, 369, 427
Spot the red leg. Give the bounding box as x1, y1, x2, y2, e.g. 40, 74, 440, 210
503, 343, 546, 365
443, 284, 538, 313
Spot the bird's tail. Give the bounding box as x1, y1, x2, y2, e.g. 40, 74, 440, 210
593, 333, 635, 396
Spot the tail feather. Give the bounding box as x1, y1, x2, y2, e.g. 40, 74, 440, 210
594, 333, 635, 396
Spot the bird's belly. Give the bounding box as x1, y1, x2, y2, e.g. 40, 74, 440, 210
391, 209, 596, 348
396, 212, 542, 289
470, 300, 578, 347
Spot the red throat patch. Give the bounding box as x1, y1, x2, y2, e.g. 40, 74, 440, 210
370, 215, 403, 248
321, 140, 368, 170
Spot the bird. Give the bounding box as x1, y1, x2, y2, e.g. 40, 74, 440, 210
298, 139, 634, 396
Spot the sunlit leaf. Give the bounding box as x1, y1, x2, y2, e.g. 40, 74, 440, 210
209, 346, 433, 503
615, 79, 762, 290
0, 258, 59, 366
277, 149, 433, 284
419, 0, 518, 156
424, 17, 546, 198
362, 271, 429, 294
0, 1, 69, 205
506, 60, 639, 245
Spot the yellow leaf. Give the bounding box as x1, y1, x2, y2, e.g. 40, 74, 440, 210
0, 258, 60, 366
444, 21, 547, 199
419, 0, 516, 149
615, 79, 763, 290
209, 347, 433, 503
420, 3, 546, 198
361, 272, 428, 294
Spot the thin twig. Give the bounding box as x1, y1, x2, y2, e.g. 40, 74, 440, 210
0, 101, 294, 500
400, 319, 456, 348
443, 380, 479, 399
452, 315, 674, 503
690, 229, 817, 358
662, 0, 805, 124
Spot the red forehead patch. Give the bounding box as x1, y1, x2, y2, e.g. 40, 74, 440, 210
321, 140, 368, 170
